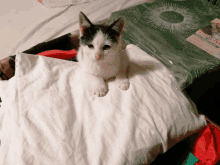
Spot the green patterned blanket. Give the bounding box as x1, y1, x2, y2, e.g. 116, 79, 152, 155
110, 0, 220, 90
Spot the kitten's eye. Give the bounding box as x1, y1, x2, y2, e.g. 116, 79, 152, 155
103, 45, 111, 50
88, 44, 94, 48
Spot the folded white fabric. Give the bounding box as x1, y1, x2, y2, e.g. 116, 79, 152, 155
0, 44, 206, 165
41, 0, 97, 8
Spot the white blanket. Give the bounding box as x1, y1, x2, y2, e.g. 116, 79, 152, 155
42, 0, 98, 8
0, 44, 206, 165
0, 0, 154, 60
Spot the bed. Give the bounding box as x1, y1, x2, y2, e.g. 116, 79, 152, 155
0, 0, 220, 164
0, 0, 155, 60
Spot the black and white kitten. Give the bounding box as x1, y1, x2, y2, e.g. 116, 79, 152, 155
77, 12, 130, 97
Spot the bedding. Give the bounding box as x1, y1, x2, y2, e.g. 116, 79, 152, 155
109, 0, 220, 90
0, 45, 206, 165
39, 0, 98, 8
2, 0, 220, 90
0, 0, 153, 60
0, 0, 218, 164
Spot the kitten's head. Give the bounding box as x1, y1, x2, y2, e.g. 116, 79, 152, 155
79, 12, 124, 61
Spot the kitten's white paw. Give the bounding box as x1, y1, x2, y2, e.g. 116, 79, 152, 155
94, 85, 108, 97
119, 80, 130, 90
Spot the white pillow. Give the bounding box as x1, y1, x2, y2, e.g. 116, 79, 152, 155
0, 44, 206, 165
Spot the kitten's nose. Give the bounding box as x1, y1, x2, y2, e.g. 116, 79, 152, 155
96, 55, 101, 59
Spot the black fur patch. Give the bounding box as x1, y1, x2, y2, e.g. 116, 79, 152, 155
80, 24, 119, 46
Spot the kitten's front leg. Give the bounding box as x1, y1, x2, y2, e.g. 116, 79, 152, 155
116, 51, 130, 90
87, 74, 108, 97
116, 65, 130, 91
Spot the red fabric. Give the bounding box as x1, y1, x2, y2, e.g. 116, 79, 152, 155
192, 123, 220, 165
37, 49, 77, 60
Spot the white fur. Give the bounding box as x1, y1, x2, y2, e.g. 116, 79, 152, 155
77, 30, 129, 97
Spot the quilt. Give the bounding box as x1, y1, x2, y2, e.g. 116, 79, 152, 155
110, 0, 220, 90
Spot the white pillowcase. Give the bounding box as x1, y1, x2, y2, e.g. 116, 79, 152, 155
0, 44, 206, 165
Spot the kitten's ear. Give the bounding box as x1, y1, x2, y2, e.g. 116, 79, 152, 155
79, 12, 93, 35
109, 18, 124, 36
